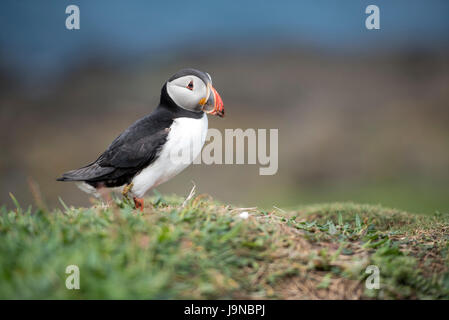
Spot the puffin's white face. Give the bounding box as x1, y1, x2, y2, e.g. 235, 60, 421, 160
166, 75, 209, 113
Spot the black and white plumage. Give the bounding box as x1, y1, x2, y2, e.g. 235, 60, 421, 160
57, 68, 224, 210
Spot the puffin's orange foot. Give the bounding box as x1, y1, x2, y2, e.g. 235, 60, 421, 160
133, 197, 144, 212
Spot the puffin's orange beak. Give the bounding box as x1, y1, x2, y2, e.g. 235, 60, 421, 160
203, 85, 224, 117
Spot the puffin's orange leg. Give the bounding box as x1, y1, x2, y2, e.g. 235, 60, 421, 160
133, 197, 144, 212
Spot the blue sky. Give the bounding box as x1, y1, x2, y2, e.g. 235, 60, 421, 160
1, 0, 448, 80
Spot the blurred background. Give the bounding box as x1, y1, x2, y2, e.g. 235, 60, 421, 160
0, 0, 448, 214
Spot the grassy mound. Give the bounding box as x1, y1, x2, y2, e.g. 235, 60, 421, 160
0, 194, 448, 299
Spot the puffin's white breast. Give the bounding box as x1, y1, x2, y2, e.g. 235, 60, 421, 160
131, 113, 208, 198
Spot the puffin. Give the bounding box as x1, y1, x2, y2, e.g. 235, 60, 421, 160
57, 68, 224, 211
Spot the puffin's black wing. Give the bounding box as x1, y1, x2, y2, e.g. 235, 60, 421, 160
57, 108, 173, 186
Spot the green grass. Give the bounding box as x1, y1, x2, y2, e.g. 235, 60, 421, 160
1, 194, 448, 299
275, 181, 449, 215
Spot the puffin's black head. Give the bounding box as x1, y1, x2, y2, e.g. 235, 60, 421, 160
162, 68, 224, 117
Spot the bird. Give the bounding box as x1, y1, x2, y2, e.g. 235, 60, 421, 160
57, 68, 224, 211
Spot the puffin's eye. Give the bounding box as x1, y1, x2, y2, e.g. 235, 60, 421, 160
186, 80, 194, 90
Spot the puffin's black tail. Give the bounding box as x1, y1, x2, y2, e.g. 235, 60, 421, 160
57, 163, 115, 182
